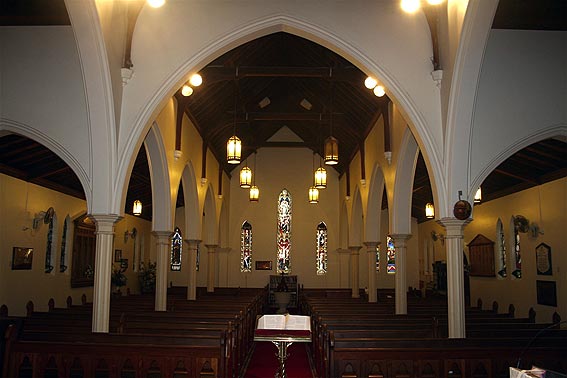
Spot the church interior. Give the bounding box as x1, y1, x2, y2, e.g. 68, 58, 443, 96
0, 0, 566, 377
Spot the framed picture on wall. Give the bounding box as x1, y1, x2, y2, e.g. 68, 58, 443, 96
12, 247, 33, 270
535, 243, 552, 275
536, 280, 557, 307
114, 249, 122, 262
255, 261, 272, 270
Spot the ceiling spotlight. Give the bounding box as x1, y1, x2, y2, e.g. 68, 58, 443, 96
401, 0, 420, 13
373, 85, 386, 97
189, 74, 202, 87
300, 98, 312, 110
364, 77, 377, 89
427, 0, 444, 4
181, 84, 193, 97
258, 97, 271, 109
147, 0, 165, 8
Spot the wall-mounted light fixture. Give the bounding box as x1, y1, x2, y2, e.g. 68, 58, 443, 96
124, 227, 137, 243
425, 202, 435, 219
133, 200, 142, 216
474, 187, 482, 204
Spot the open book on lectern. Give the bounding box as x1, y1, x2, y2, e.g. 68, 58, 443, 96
257, 314, 311, 331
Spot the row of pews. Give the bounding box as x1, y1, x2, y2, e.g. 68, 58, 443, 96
1, 287, 267, 378
299, 289, 567, 378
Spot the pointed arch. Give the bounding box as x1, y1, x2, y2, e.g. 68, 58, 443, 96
339, 200, 349, 249
365, 163, 385, 243
350, 187, 364, 247
391, 129, 419, 234
203, 184, 218, 245
180, 162, 200, 240
144, 123, 172, 232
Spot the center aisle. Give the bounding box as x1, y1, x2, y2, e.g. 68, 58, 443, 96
243, 341, 315, 378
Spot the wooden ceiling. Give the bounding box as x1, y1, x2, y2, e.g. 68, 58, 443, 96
1, 0, 566, 223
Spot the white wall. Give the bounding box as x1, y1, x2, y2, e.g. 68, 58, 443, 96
470, 30, 567, 189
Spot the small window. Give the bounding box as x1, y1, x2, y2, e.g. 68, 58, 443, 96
171, 227, 182, 271
387, 236, 396, 274
375, 244, 380, 272
316, 222, 327, 275
241, 221, 252, 272
45, 215, 55, 273
496, 219, 506, 278
59, 216, 70, 273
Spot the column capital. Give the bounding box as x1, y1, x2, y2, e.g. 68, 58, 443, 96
205, 244, 218, 249
348, 246, 362, 255
389, 233, 412, 241
89, 214, 122, 233
437, 217, 471, 238
363, 241, 380, 249
152, 230, 172, 240
185, 239, 201, 249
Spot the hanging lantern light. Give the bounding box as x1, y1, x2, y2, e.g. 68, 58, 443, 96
308, 186, 319, 204
314, 166, 327, 189
227, 135, 241, 164
133, 200, 142, 216
240, 165, 252, 188
324, 136, 339, 165
474, 187, 482, 204
425, 202, 435, 219
249, 185, 259, 202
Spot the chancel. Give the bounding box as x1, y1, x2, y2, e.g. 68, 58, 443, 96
0, 0, 566, 377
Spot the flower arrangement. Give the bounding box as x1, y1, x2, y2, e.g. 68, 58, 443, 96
111, 268, 127, 288
138, 261, 156, 294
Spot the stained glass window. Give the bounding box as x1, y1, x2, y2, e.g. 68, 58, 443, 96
241, 221, 252, 272
59, 216, 69, 272
512, 227, 521, 279
386, 235, 396, 274
171, 227, 182, 271
196, 243, 200, 272
45, 216, 55, 273
496, 219, 506, 278
375, 244, 380, 271
316, 222, 327, 275
277, 189, 292, 273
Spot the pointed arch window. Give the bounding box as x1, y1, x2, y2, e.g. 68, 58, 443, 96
241, 221, 252, 272
277, 189, 292, 273
376, 244, 381, 272
316, 222, 327, 275
510, 218, 521, 279
496, 219, 506, 278
386, 235, 396, 274
171, 227, 182, 271
45, 215, 55, 273
59, 216, 70, 272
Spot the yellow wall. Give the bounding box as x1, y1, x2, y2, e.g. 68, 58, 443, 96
0, 174, 152, 316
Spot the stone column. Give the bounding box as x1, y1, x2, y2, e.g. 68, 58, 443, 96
90, 214, 121, 333
205, 244, 218, 293
349, 246, 362, 298
438, 217, 470, 338
186, 239, 201, 300
153, 231, 171, 312
364, 241, 379, 302
390, 234, 411, 315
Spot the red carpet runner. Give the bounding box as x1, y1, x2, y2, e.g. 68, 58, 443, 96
243, 341, 314, 378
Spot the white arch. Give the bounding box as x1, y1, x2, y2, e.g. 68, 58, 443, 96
203, 184, 218, 245
119, 10, 443, 215
469, 125, 567, 200
350, 186, 364, 247
180, 162, 200, 240
0, 120, 91, 206
391, 129, 419, 234
444, 0, 499, 212
144, 123, 172, 232
365, 163, 386, 243
64, 0, 117, 214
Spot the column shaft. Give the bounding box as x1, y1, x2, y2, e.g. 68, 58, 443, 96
206, 244, 218, 293
438, 217, 470, 338
364, 242, 379, 302
91, 214, 121, 333
349, 246, 362, 298
391, 234, 411, 315
153, 231, 171, 311
186, 239, 201, 300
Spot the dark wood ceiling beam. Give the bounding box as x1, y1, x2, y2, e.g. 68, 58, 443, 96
494, 168, 539, 185
29, 165, 71, 180
200, 66, 363, 84
514, 151, 563, 168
